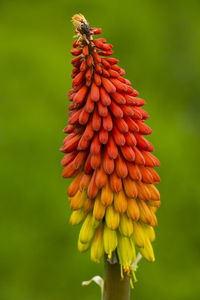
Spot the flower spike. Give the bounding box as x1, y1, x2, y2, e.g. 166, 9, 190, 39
61, 14, 160, 282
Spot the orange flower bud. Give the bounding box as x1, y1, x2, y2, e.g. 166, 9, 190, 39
123, 177, 138, 198
93, 193, 106, 220
114, 190, 127, 213
101, 181, 113, 206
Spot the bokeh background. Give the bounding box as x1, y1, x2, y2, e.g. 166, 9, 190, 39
1, 0, 200, 299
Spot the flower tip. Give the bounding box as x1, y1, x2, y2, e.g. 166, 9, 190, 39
72, 13, 89, 32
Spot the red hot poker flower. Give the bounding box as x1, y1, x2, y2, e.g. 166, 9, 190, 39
61, 14, 160, 280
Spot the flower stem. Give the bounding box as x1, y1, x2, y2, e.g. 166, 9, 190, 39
103, 254, 130, 300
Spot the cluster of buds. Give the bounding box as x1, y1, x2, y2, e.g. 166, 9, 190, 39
61, 14, 160, 279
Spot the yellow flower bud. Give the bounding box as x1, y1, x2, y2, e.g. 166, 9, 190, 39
139, 238, 155, 262
78, 238, 90, 253
93, 193, 106, 220
91, 223, 104, 263
105, 204, 120, 230
151, 206, 157, 213
141, 223, 156, 242
69, 208, 86, 225
119, 214, 133, 237
70, 189, 87, 211
91, 215, 101, 229
79, 213, 97, 244
103, 225, 118, 259
132, 221, 145, 247
117, 234, 135, 271
114, 190, 127, 213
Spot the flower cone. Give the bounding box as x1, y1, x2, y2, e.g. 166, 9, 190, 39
61, 14, 160, 280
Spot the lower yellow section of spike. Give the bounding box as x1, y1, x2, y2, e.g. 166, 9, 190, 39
69, 188, 158, 285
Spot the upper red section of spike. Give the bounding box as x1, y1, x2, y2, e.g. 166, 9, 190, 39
61, 14, 160, 201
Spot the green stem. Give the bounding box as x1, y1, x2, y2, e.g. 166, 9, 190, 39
103, 254, 130, 300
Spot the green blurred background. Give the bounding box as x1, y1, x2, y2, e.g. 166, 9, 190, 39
1, 0, 200, 299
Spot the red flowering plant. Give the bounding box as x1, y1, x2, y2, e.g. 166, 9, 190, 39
60, 14, 160, 298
